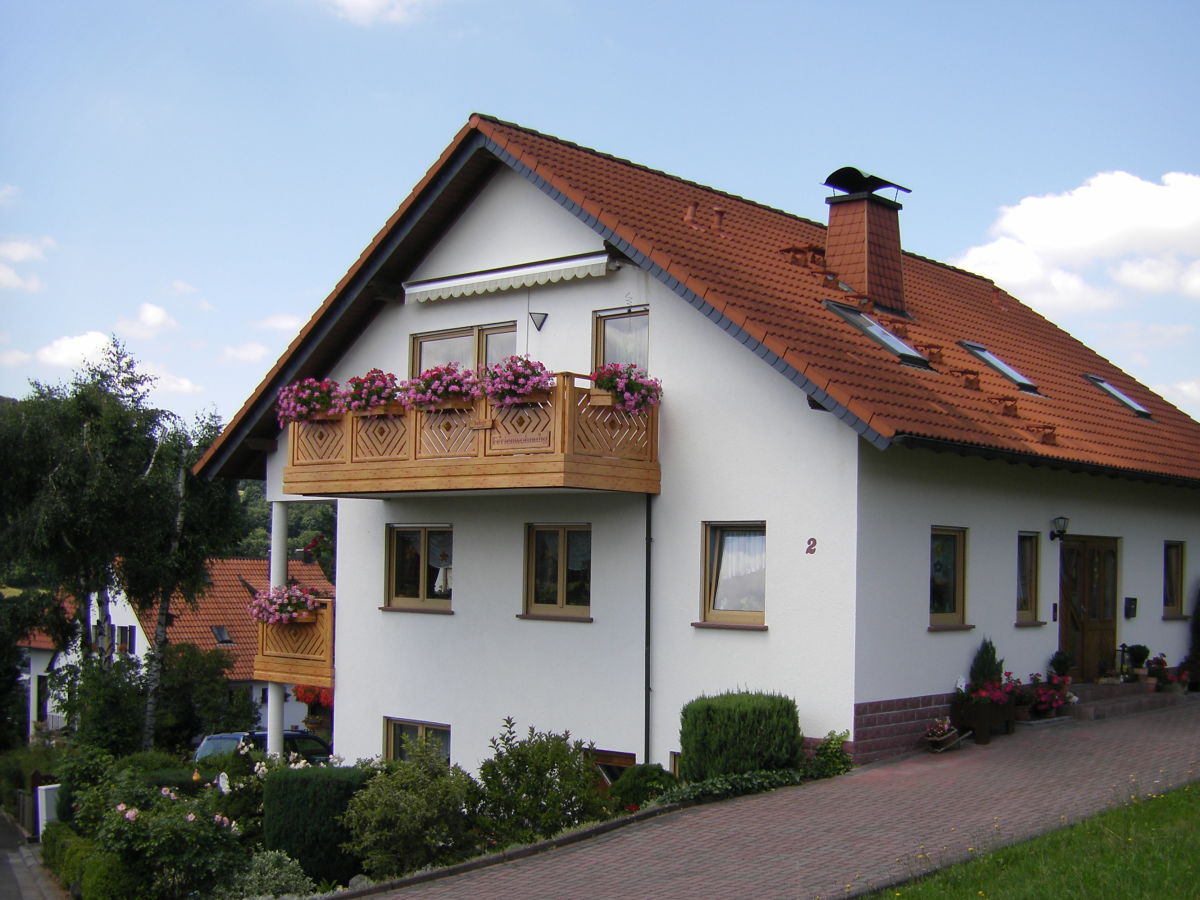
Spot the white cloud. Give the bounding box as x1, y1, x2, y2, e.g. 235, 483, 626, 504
0, 263, 43, 292
0, 236, 54, 292
115, 302, 178, 339
954, 171, 1200, 314
316, 0, 441, 25
170, 279, 198, 294
0, 348, 32, 366
35, 332, 109, 367
223, 342, 269, 363
1155, 379, 1200, 419
0, 185, 18, 205
143, 364, 204, 395
257, 313, 304, 331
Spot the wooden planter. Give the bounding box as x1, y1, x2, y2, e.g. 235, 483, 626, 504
288, 610, 317, 624
924, 729, 962, 753
588, 388, 615, 407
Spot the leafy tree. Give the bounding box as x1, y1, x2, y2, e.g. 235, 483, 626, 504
234, 480, 335, 581
151, 643, 258, 752
48, 655, 147, 757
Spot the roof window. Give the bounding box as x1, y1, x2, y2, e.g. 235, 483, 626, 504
211, 625, 233, 645
960, 341, 1038, 393
825, 302, 929, 368
1085, 375, 1151, 418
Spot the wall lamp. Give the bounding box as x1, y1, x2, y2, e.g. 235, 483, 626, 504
528, 312, 548, 331
1049, 516, 1070, 541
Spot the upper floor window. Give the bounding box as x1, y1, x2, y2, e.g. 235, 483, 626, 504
387, 525, 453, 611
413, 323, 515, 375
525, 524, 591, 619
702, 522, 766, 626
930, 527, 966, 626
960, 341, 1038, 393
1016, 532, 1039, 624
594, 307, 648, 370
1164, 541, 1184, 617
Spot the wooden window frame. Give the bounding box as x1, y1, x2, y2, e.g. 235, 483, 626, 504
593, 306, 649, 371
386, 525, 453, 611
930, 527, 966, 627
1164, 541, 1185, 617
524, 524, 592, 619
1016, 532, 1040, 624
411, 322, 516, 376
383, 717, 450, 763
701, 522, 766, 627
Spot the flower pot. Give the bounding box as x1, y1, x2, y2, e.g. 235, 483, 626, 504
1014, 705, 1032, 721
588, 388, 615, 407
925, 729, 960, 752
430, 397, 475, 410
288, 610, 317, 624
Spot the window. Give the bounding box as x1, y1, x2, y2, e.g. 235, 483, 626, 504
594, 307, 648, 370
1085, 374, 1152, 418
412, 323, 516, 374
1164, 541, 1184, 617
387, 526, 453, 611
384, 718, 450, 763
960, 341, 1038, 393
211, 625, 233, 645
525, 525, 591, 618
825, 302, 929, 367
702, 523, 766, 626
1016, 533, 1039, 624
116, 625, 136, 654
930, 527, 966, 626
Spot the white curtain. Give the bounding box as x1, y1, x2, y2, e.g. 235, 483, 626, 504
713, 529, 766, 611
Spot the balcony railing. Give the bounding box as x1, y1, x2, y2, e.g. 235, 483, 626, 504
281, 373, 660, 495
253, 598, 334, 688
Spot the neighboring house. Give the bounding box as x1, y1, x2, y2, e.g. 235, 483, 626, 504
19, 558, 332, 739
196, 115, 1200, 768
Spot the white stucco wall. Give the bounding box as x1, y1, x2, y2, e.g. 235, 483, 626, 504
855, 446, 1199, 701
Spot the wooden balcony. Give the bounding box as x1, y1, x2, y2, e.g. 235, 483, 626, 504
253, 599, 334, 688
281, 373, 660, 496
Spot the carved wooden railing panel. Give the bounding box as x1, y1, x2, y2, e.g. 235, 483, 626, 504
284, 374, 659, 494
254, 599, 334, 688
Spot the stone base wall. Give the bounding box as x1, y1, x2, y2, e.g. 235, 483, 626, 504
851, 692, 957, 764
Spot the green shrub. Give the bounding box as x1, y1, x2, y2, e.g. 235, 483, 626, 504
659, 768, 806, 805
116, 750, 183, 773
341, 738, 482, 880
0, 752, 23, 813
263, 765, 372, 887
39, 820, 76, 872
678, 691, 803, 781
213, 849, 316, 900
608, 763, 678, 811
55, 743, 116, 828
968, 638, 1004, 690
80, 851, 138, 900
1126, 644, 1151, 669
477, 717, 610, 847
805, 730, 853, 778
1049, 650, 1073, 678
59, 833, 96, 894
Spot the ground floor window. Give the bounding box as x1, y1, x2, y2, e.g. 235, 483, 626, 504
702, 522, 766, 626
1016, 532, 1039, 623
1164, 541, 1184, 616
930, 527, 966, 626
384, 717, 450, 763
525, 524, 591, 617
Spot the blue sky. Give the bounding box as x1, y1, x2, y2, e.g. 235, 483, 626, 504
3, 0, 1199, 422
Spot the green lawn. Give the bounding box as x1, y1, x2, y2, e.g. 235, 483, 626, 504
864, 783, 1199, 899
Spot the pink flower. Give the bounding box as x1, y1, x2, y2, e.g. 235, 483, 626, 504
186, 813, 196, 822
124, 808, 138, 821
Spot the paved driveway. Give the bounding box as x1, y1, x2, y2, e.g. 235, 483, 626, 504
364, 701, 1200, 899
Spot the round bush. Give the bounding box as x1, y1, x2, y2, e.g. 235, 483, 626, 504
609, 764, 679, 810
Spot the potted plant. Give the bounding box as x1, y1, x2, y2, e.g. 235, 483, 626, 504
951, 639, 1016, 743
589, 363, 662, 414
1127, 643, 1151, 674
334, 368, 401, 414
248, 585, 321, 625
480, 355, 556, 407
1029, 673, 1072, 717
275, 377, 341, 426
923, 717, 960, 752
398, 363, 481, 411
1146, 653, 1168, 689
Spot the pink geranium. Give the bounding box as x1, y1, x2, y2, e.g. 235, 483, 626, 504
397, 363, 481, 411
480, 356, 556, 407
248, 585, 321, 624
590, 363, 662, 414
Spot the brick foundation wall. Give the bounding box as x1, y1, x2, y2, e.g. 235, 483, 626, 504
851, 692, 957, 764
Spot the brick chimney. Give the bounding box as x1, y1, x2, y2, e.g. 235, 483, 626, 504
823, 167, 910, 315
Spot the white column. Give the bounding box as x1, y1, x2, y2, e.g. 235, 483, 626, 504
267, 500, 289, 758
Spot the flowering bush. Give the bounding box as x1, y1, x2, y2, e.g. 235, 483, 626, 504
248, 585, 319, 624
1147, 654, 1169, 678
965, 671, 1022, 705
293, 684, 334, 708
397, 363, 481, 411
590, 363, 662, 414
924, 717, 955, 739
481, 355, 556, 407
1029, 672, 1072, 713
334, 368, 400, 413
276, 377, 340, 426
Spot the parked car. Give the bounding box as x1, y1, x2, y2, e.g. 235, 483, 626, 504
193, 730, 332, 764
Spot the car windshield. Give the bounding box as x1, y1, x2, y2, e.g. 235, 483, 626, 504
288, 734, 330, 759
195, 736, 242, 760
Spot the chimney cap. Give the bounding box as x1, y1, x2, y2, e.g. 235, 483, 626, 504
824, 166, 910, 196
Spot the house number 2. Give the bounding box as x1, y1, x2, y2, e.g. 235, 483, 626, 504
806, 538, 817, 555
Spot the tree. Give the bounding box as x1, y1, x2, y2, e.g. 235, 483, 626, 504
149, 642, 258, 752
234, 480, 336, 582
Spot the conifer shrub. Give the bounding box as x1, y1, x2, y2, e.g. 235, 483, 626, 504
263, 765, 371, 886
678, 691, 803, 781
968, 638, 1004, 690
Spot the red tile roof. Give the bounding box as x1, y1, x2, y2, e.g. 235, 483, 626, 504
196, 115, 1200, 487
134, 558, 333, 681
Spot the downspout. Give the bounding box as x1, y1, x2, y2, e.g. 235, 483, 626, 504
644, 492, 653, 763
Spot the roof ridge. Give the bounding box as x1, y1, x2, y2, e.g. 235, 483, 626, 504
472, 113, 826, 232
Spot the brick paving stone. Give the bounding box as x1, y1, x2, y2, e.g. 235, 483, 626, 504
362, 701, 1200, 900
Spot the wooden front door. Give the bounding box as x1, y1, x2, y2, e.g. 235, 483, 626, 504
1059, 537, 1118, 681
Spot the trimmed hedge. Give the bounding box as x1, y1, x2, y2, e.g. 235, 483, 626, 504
679, 691, 803, 781
263, 766, 372, 886
81, 851, 138, 900
608, 763, 678, 810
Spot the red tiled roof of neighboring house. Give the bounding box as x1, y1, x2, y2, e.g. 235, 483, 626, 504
196, 115, 1200, 487
15, 595, 78, 651
133, 558, 333, 681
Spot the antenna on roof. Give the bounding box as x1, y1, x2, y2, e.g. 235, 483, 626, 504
823, 166, 911, 198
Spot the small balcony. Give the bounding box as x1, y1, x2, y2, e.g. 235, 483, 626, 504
281, 373, 660, 496
253, 598, 334, 688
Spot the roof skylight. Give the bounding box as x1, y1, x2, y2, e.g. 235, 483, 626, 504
960, 341, 1037, 392
826, 302, 929, 367
1085, 375, 1152, 418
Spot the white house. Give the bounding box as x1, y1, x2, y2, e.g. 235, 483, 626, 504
196, 115, 1200, 767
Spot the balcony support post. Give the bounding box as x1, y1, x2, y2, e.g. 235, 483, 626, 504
266, 501, 289, 758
